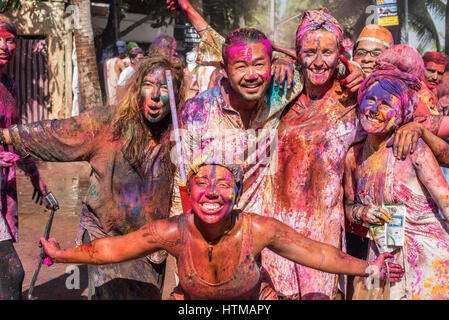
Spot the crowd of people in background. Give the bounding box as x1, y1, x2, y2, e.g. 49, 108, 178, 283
0, 0, 449, 301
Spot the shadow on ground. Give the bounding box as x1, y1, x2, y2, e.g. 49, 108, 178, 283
22, 264, 89, 300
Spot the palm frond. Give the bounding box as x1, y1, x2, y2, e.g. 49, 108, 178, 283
424, 0, 446, 20
409, 2, 441, 51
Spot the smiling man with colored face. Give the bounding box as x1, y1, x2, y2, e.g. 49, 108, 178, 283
352, 24, 394, 77
173, 27, 303, 219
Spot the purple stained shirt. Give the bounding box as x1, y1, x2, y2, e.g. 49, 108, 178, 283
0, 73, 41, 242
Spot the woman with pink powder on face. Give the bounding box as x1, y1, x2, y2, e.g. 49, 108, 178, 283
344, 66, 449, 300
262, 9, 368, 300
40, 160, 403, 300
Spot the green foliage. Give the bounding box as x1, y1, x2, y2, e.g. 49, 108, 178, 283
407, 0, 445, 52
245, 0, 445, 52
201, 0, 259, 35
245, 0, 372, 48
0, 0, 22, 13
120, 0, 178, 27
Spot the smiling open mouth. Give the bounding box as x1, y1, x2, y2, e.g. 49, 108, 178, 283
310, 68, 328, 74
365, 114, 384, 123
200, 202, 223, 211
242, 83, 262, 92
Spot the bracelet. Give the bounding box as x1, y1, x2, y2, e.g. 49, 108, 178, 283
196, 25, 209, 34
351, 205, 364, 223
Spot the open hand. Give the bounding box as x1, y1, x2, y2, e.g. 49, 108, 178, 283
340, 56, 364, 93
272, 56, 295, 90
368, 252, 404, 283
167, 0, 188, 12
391, 122, 423, 160
30, 177, 47, 206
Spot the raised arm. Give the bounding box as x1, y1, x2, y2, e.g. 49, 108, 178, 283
167, 0, 209, 36
41, 219, 180, 265
252, 215, 403, 281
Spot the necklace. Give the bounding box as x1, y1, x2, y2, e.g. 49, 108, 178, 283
205, 212, 236, 262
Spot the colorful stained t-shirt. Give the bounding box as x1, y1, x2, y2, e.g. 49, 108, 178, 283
351, 142, 449, 300
0, 74, 41, 243
170, 26, 303, 216
263, 81, 364, 299
8, 106, 175, 288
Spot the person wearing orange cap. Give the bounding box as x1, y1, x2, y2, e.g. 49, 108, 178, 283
352, 24, 394, 76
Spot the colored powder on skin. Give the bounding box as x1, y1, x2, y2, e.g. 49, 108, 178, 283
295, 9, 343, 58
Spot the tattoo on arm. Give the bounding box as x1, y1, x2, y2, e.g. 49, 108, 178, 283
69, 242, 99, 264
142, 223, 180, 247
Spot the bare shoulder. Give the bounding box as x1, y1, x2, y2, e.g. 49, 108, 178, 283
141, 216, 182, 248
248, 212, 281, 239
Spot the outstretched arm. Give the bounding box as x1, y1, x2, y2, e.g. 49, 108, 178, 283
41, 219, 180, 264
0, 107, 109, 162
252, 215, 403, 281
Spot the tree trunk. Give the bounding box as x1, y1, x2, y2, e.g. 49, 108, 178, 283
445, 1, 449, 55
73, 0, 103, 109
100, 0, 122, 52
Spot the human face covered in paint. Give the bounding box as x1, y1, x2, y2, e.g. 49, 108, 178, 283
141, 66, 170, 123
298, 30, 339, 87
189, 165, 238, 225
225, 41, 272, 102
359, 82, 403, 135
424, 61, 445, 90
353, 40, 386, 76
0, 28, 16, 67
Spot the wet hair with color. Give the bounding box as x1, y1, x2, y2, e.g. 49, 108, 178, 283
222, 28, 272, 66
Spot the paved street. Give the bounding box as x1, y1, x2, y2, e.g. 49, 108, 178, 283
14, 161, 176, 300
